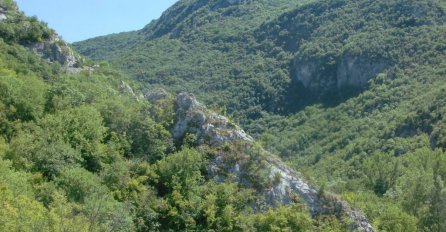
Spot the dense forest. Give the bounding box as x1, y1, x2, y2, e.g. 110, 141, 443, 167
1, 0, 446, 231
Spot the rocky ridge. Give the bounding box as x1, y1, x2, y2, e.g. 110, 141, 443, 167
170, 92, 375, 232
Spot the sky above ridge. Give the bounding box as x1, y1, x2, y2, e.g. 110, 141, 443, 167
15, 0, 178, 43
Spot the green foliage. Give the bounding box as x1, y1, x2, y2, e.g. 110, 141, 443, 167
2, 0, 446, 231
344, 192, 418, 232
155, 148, 203, 198
243, 205, 313, 232
8, 122, 82, 178
362, 152, 401, 195
128, 116, 174, 162
0, 67, 46, 123
40, 106, 106, 171
74, 0, 309, 123
0, 0, 52, 45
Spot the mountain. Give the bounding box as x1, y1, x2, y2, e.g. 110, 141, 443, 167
74, 0, 446, 231
0, 0, 383, 231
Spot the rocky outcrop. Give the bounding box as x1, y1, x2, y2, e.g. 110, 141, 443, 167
173, 92, 253, 145
143, 88, 170, 104
172, 92, 375, 232
293, 53, 390, 92
293, 61, 335, 91
336, 54, 389, 88
0, 1, 80, 68
266, 157, 374, 232
119, 81, 143, 102
27, 35, 79, 67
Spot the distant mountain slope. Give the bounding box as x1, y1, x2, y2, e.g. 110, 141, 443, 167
74, 0, 446, 122
74, 0, 311, 121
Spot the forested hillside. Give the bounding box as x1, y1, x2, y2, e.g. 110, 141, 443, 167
74, 0, 446, 231
0, 0, 374, 231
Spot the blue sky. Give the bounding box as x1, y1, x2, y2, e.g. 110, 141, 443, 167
15, 0, 178, 43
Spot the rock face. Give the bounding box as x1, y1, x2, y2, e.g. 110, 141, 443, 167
27, 35, 79, 67
266, 157, 374, 232
172, 92, 375, 232
293, 53, 389, 92
119, 81, 143, 102
336, 54, 389, 88
173, 92, 253, 145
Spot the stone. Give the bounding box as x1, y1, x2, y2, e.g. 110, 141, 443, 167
27, 35, 79, 67
119, 81, 141, 101
143, 88, 170, 104
172, 92, 253, 145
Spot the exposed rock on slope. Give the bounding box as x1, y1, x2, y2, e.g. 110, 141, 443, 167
173, 92, 253, 145
293, 53, 390, 92
0, 0, 80, 68
172, 92, 375, 232
119, 81, 143, 101
27, 34, 80, 68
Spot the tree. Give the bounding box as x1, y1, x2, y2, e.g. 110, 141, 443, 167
8, 123, 82, 178
153, 148, 204, 230
425, 159, 446, 232
363, 152, 401, 196
128, 116, 174, 163
39, 106, 106, 172
246, 205, 313, 232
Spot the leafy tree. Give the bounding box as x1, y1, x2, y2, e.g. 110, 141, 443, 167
128, 116, 174, 163
39, 106, 106, 172
245, 205, 313, 232
362, 152, 401, 196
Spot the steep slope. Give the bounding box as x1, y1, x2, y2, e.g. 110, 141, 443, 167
74, 0, 446, 231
